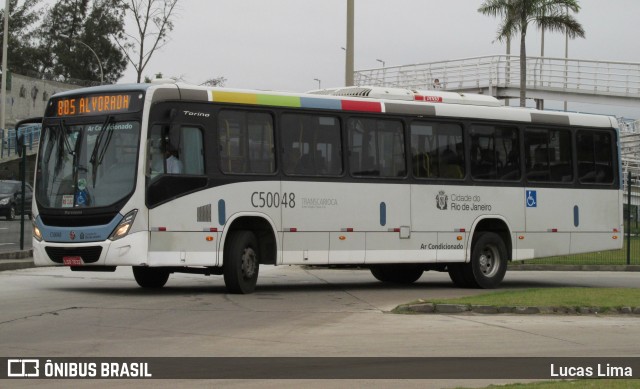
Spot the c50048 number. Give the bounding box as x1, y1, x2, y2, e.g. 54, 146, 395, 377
251, 192, 296, 208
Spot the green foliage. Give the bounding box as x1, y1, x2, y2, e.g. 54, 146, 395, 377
478, 0, 585, 107
0, 0, 45, 73
37, 0, 128, 84
458, 379, 640, 389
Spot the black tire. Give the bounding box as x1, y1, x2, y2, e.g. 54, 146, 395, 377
223, 231, 260, 294
447, 264, 471, 288
7, 205, 15, 220
467, 232, 508, 289
370, 264, 423, 284
132, 266, 170, 288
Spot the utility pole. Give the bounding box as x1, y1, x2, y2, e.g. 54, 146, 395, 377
1, 0, 10, 137
345, 0, 354, 86
564, 5, 569, 112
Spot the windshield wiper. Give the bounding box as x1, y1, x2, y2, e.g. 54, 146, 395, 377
59, 120, 75, 155
89, 116, 114, 187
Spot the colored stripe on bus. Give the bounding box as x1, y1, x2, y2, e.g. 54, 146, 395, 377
211, 91, 257, 105
300, 97, 342, 110
341, 100, 382, 112
257, 94, 301, 107
210, 91, 382, 113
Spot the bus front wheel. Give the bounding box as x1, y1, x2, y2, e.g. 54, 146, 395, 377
370, 264, 423, 284
223, 230, 260, 294
468, 232, 507, 289
132, 266, 170, 288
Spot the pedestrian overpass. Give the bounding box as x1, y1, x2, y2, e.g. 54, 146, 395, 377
356, 54, 640, 208
354, 55, 640, 109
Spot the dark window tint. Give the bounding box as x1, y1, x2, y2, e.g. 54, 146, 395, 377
282, 114, 342, 176
218, 110, 275, 174
525, 128, 572, 182
577, 130, 614, 184
410, 121, 464, 179
470, 125, 520, 181
348, 118, 406, 178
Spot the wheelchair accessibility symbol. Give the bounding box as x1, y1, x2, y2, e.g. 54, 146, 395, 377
526, 190, 537, 208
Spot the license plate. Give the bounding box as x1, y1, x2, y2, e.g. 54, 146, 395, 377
63, 256, 83, 266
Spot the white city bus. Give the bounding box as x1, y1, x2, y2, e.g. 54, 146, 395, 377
30, 82, 623, 293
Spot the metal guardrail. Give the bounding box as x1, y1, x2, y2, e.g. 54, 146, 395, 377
0, 125, 42, 159
355, 55, 640, 98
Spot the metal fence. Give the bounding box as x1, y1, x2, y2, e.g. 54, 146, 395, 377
0, 125, 42, 159
354, 54, 640, 98
529, 172, 639, 266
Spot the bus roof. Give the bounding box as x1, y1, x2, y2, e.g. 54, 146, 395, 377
52, 81, 616, 129
52, 83, 151, 99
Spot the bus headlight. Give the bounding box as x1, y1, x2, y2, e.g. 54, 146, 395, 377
0, 197, 9, 205
109, 210, 138, 241
33, 223, 43, 242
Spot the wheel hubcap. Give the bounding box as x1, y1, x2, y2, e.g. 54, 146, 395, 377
241, 247, 257, 279
479, 245, 499, 277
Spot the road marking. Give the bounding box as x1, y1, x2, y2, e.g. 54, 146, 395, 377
0, 243, 15, 246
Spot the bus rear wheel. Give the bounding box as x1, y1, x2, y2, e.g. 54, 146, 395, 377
223, 230, 260, 294
132, 267, 170, 288
468, 232, 507, 289
447, 264, 471, 288
370, 264, 423, 284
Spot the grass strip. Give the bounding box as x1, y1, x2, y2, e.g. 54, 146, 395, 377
459, 379, 640, 389
396, 288, 640, 313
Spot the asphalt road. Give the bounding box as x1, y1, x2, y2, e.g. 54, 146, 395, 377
0, 218, 32, 253
1, 265, 639, 388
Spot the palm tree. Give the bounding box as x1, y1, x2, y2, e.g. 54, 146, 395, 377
478, 0, 585, 107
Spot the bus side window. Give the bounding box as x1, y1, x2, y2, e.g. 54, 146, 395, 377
348, 118, 405, 178
470, 125, 519, 181
282, 113, 342, 176
525, 128, 572, 183
218, 110, 275, 175
577, 130, 614, 184
411, 121, 464, 180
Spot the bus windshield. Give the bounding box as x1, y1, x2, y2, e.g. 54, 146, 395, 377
36, 119, 140, 209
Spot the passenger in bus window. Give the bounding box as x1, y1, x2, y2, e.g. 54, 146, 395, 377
165, 145, 183, 174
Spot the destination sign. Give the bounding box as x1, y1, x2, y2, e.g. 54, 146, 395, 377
47, 92, 143, 117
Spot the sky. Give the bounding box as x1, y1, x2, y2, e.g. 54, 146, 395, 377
119, 0, 639, 118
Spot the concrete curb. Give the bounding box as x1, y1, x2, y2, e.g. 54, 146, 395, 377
0, 259, 35, 271
509, 264, 640, 272
0, 250, 35, 272
0, 249, 33, 260
395, 302, 640, 316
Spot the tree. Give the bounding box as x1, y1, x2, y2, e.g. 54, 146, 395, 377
116, 0, 179, 83
38, 0, 127, 84
0, 0, 44, 74
200, 76, 226, 87
478, 0, 585, 107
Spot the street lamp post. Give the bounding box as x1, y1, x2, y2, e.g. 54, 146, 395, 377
313, 78, 321, 89
376, 59, 386, 85
60, 34, 104, 85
